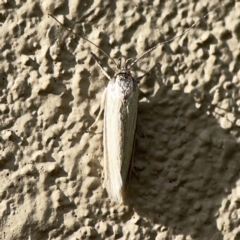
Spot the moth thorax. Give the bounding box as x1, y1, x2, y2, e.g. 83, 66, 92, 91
113, 73, 136, 100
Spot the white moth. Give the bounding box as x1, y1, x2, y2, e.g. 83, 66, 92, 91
49, 8, 219, 203
88, 58, 139, 203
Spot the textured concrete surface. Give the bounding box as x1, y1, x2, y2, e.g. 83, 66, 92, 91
0, 0, 240, 239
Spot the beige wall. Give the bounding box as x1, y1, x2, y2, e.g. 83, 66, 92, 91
0, 0, 239, 239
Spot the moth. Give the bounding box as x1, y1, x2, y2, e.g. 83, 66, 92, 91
88, 58, 139, 203
49, 8, 218, 203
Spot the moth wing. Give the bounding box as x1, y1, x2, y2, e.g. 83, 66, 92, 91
121, 88, 138, 191
103, 81, 138, 203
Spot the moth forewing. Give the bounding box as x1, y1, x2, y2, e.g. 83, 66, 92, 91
103, 72, 138, 203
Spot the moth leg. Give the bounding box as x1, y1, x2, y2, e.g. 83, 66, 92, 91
132, 167, 139, 179
88, 87, 107, 131
132, 126, 145, 179
136, 64, 156, 83
91, 52, 111, 81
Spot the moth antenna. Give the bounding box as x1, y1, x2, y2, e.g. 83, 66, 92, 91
48, 14, 118, 69
128, 5, 221, 70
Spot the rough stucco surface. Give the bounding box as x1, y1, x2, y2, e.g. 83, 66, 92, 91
0, 0, 240, 239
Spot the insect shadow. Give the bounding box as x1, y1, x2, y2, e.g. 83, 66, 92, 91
126, 65, 240, 239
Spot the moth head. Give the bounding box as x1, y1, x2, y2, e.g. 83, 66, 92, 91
117, 57, 133, 72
